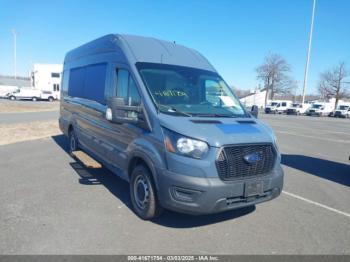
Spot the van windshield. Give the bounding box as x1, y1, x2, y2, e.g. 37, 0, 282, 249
136, 62, 247, 117
338, 105, 349, 110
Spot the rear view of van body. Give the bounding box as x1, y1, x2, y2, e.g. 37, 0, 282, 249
59, 34, 283, 219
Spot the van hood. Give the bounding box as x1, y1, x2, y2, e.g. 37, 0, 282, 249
158, 114, 275, 147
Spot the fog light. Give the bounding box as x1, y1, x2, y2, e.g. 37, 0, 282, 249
171, 187, 202, 202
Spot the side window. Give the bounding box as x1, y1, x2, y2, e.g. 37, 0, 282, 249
84, 63, 107, 104
116, 69, 129, 100
51, 73, 60, 78
61, 70, 69, 94
68, 67, 85, 98
67, 64, 107, 104
128, 75, 141, 106
116, 69, 141, 106
282, 102, 287, 107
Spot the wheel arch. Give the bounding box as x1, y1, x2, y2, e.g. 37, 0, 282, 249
127, 152, 160, 190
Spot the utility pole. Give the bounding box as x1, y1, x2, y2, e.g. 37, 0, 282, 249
12, 29, 17, 79
301, 0, 316, 104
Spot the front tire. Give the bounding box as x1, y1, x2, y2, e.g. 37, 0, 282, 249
32, 97, 37, 101
48, 96, 54, 102
130, 165, 163, 220
9, 96, 15, 100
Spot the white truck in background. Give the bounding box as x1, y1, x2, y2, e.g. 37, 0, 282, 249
333, 103, 350, 118
265, 100, 293, 114
286, 103, 311, 115
7, 88, 56, 102
307, 102, 335, 116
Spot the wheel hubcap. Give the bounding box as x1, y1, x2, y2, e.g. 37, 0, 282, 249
133, 175, 150, 210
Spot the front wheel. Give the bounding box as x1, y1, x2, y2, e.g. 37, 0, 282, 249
32, 97, 37, 101
9, 96, 15, 100
130, 165, 163, 220
48, 96, 54, 102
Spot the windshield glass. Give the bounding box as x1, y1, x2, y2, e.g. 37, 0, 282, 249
338, 105, 349, 110
270, 102, 278, 106
312, 104, 323, 109
292, 103, 300, 107
136, 62, 247, 117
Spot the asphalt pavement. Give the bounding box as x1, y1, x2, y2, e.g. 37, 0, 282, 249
0, 110, 59, 124
0, 114, 349, 254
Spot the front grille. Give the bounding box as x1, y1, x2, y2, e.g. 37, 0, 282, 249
216, 144, 276, 180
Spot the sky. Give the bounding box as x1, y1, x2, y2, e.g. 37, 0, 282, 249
0, 0, 349, 94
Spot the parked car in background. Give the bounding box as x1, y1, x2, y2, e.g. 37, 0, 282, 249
307, 102, 335, 116
265, 100, 293, 114
7, 88, 56, 102
7, 88, 42, 101
286, 103, 311, 115
333, 104, 350, 118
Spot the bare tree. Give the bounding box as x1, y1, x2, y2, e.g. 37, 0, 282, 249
318, 62, 350, 108
233, 88, 251, 98
256, 54, 292, 107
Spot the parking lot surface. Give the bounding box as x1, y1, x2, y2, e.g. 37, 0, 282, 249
0, 111, 58, 124
0, 114, 349, 254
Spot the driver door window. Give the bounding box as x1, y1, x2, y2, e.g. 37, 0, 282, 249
116, 69, 141, 106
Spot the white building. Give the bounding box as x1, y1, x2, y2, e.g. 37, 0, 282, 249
240, 89, 268, 108
31, 64, 63, 99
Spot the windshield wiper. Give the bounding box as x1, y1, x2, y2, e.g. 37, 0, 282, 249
158, 105, 192, 117
193, 113, 241, 118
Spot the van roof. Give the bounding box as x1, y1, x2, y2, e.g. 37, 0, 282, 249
64, 34, 217, 72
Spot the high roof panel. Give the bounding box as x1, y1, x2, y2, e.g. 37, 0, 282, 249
65, 34, 217, 72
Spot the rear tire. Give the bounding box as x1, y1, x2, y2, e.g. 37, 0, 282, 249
48, 97, 54, 102
9, 96, 15, 100
130, 164, 163, 220
68, 129, 79, 156
32, 97, 37, 101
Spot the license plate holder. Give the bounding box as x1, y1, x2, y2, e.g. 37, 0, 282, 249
245, 180, 264, 197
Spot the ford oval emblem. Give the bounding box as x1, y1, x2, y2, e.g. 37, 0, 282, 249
243, 153, 262, 164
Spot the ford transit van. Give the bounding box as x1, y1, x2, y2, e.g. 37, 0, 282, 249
59, 34, 283, 219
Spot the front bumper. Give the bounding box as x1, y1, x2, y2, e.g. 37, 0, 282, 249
156, 164, 284, 215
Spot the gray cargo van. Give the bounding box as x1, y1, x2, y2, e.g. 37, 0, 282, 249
59, 34, 283, 219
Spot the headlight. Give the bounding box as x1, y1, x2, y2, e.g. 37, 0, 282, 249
163, 128, 209, 159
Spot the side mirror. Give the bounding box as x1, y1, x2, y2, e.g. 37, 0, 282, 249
106, 97, 150, 131
106, 97, 142, 124
251, 105, 259, 118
